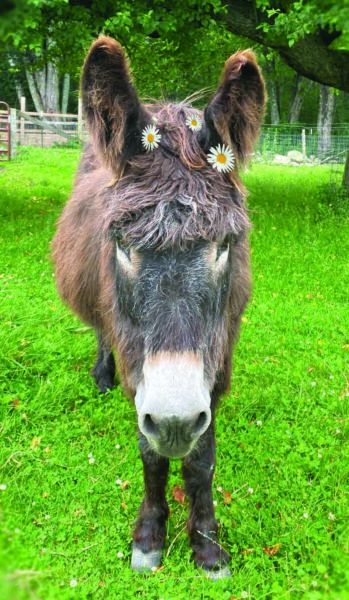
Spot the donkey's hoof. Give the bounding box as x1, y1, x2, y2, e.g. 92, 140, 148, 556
204, 565, 231, 580
131, 546, 162, 571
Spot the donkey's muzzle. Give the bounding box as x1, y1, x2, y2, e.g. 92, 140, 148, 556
140, 411, 211, 458
135, 352, 211, 458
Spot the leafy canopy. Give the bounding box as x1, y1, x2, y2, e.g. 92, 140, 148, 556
256, 0, 349, 50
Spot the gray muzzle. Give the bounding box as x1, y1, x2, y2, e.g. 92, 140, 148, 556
135, 352, 211, 457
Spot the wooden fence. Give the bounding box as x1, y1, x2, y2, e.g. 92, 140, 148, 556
1, 97, 87, 157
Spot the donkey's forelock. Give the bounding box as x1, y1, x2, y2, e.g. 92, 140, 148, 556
103, 103, 250, 249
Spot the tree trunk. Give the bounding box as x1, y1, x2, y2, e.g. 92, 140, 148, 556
45, 39, 59, 113
25, 69, 45, 113
289, 75, 314, 123
61, 74, 70, 114
268, 80, 280, 124
26, 62, 60, 114
45, 62, 59, 113
8, 56, 24, 104
317, 85, 337, 160
263, 54, 280, 124
25, 38, 60, 114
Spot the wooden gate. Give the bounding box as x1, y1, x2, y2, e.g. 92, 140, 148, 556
0, 101, 11, 160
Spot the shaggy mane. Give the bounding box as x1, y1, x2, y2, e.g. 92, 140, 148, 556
102, 103, 250, 249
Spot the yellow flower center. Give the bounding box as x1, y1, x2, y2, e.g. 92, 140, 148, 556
147, 133, 155, 143
191, 119, 198, 127
217, 153, 227, 164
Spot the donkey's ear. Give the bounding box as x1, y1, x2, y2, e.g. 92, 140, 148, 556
203, 50, 266, 164
81, 36, 147, 171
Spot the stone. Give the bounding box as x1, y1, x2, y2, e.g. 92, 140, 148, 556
273, 154, 290, 164
287, 150, 304, 163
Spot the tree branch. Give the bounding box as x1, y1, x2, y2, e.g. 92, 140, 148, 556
225, 0, 349, 92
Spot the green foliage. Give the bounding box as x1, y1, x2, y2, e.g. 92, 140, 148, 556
0, 1, 245, 111
1, 0, 228, 72
127, 27, 245, 101
0, 148, 348, 598
256, 0, 349, 50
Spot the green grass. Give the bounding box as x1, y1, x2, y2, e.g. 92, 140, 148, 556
0, 147, 348, 600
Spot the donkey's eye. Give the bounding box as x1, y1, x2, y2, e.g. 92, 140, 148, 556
216, 237, 230, 260
117, 243, 131, 260
116, 242, 140, 277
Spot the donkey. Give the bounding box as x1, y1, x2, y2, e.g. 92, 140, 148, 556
52, 36, 265, 576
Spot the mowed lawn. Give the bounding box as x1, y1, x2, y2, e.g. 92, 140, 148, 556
0, 147, 348, 600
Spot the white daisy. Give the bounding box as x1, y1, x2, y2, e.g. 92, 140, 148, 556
141, 125, 161, 151
207, 144, 235, 173
186, 113, 202, 132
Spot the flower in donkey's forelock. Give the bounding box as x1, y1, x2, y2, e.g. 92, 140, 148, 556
185, 113, 202, 132
207, 144, 235, 173
141, 125, 161, 151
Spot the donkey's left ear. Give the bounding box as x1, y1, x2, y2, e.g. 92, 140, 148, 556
203, 50, 266, 164
81, 36, 148, 172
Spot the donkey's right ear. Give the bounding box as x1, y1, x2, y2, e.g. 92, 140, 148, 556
81, 36, 148, 172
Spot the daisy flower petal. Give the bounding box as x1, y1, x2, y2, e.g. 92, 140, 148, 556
207, 144, 235, 173
141, 125, 161, 151
185, 113, 202, 132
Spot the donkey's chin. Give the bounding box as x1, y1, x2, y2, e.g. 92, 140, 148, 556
149, 438, 198, 459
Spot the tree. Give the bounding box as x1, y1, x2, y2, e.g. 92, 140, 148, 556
2, 1, 349, 92
223, 0, 349, 185
224, 0, 349, 92
0, 0, 242, 113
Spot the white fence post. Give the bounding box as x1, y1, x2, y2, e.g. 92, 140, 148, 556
302, 128, 306, 159
78, 97, 83, 141
20, 96, 26, 145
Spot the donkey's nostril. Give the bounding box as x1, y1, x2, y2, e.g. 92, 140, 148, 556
142, 414, 160, 438
192, 411, 210, 436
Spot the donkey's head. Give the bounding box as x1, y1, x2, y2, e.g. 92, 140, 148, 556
82, 37, 265, 458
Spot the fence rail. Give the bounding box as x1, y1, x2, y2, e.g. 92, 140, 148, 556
16, 110, 82, 146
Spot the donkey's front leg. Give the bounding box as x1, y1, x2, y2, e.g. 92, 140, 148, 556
182, 423, 231, 576
131, 436, 169, 571
92, 332, 116, 393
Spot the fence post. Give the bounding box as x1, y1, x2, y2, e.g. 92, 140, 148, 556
10, 108, 17, 158
20, 96, 26, 145
78, 97, 83, 141
302, 128, 306, 159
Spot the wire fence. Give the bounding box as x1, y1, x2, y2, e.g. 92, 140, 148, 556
256, 124, 349, 164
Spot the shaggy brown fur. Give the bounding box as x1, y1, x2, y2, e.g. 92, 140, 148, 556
52, 33, 265, 409
52, 36, 266, 573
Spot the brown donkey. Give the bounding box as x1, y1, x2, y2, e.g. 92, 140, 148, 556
52, 36, 265, 577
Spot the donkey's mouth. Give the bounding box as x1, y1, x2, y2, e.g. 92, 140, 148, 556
142, 413, 203, 458
148, 437, 197, 459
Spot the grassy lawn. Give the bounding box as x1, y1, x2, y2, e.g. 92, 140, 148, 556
0, 147, 348, 599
